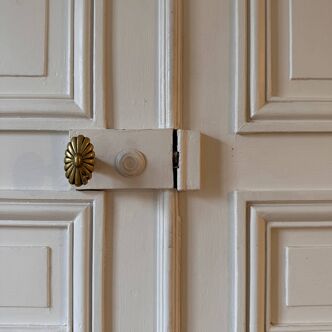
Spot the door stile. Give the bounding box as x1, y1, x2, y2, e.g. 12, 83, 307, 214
93, 0, 107, 129
156, 192, 181, 332
156, 0, 182, 331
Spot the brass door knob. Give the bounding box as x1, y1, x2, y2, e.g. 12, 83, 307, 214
64, 135, 95, 187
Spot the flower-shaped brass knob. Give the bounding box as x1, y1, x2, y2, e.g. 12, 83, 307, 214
64, 135, 95, 187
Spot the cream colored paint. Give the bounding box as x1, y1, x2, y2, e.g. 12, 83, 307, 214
1, 0, 332, 331
181, 0, 234, 331
183, 0, 332, 331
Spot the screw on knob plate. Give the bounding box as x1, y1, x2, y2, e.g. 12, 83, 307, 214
64, 135, 95, 187
115, 149, 146, 177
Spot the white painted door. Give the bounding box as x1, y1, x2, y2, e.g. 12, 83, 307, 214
2, 0, 331, 332
183, 0, 332, 331
0, 0, 182, 331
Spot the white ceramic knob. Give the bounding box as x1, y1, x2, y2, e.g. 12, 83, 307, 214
115, 149, 146, 177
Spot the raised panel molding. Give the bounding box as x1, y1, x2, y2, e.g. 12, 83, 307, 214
0, 0, 105, 130
0, 191, 104, 331
290, 0, 332, 80
0, 0, 48, 77
286, 246, 332, 307
232, 191, 332, 332
0, 246, 50, 308
234, 0, 332, 132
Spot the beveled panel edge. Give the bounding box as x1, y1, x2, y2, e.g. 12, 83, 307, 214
0, 190, 105, 332
231, 190, 332, 332
233, 0, 332, 133
0, 0, 106, 131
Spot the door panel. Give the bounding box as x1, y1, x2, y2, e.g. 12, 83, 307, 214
0, 0, 181, 331
288, 0, 332, 81
0, 0, 47, 77
235, 0, 332, 132
0, 192, 103, 331
6, 0, 332, 331
0, 0, 91, 116
234, 192, 332, 332
231, 1, 332, 331
181, 0, 332, 331
0, 0, 104, 130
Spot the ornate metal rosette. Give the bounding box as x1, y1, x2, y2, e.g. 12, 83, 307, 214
64, 135, 95, 187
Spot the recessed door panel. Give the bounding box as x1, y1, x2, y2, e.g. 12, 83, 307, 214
235, 0, 332, 132
0, 0, 98, 127
234, 192, 332, 332
0, 193, 103, 331
0, 0, 47, 77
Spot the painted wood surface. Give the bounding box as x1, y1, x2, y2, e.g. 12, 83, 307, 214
181, 0, 332, 331
0, 191, 104, 331
234, 0, 332, 132
0, 0, 182, 331
233, 192, 332, 332
3, 0, 332, 331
